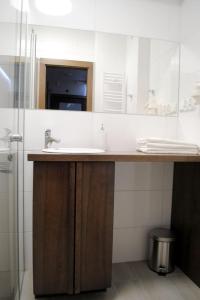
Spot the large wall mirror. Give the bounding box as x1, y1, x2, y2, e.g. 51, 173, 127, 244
0, 0, 182, 117
28, 25, 180, 116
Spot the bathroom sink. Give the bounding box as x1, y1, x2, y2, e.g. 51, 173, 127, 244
42, 147, 105, 154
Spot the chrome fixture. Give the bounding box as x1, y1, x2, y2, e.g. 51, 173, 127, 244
0, 128, 23, 144
9, 134, 23, 143
45, 129, 60, 148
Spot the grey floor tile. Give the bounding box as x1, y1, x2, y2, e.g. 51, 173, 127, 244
21, 262, 200, 300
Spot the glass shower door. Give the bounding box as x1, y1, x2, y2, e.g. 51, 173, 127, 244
0, 1, 26, 299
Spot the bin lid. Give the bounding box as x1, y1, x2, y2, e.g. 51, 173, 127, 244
150, 228, 176, 242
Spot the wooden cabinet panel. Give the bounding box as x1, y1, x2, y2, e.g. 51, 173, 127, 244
75, 162, 115, 293
33, 162, 76, 296
171, 162, 200, 287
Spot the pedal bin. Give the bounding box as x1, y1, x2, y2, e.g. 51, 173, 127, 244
148, 228, 176, 275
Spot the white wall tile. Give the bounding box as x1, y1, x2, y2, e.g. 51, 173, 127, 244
0, 234, 9, 271
178, 110, 200, 145
19, 232, 25, 275
162, 190, 173, 228
0, 271, 11, 298
0, 193, 8, 233
24, 154, 33, 192
18, 191, 24, 234
92, 113, 178, 151
113, 227, 150, 263
24, 232, 33, 271
162, 163, 174, 190
114, 191, 163, 229
24, 110, 93, 151
24, 192, 33, 233
0, 171, 8, 195
18, 150, 24, 193
115, 162, 164, 191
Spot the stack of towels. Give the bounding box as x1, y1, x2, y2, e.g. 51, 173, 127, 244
136, 138, 200, 154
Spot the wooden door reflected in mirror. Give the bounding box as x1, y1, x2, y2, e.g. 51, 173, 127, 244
38, 58, 93, 111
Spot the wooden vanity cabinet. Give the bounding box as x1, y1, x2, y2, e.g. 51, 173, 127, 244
33, 161, 115, 297
171, 162, 200, 287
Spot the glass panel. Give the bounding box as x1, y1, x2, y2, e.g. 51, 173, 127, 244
27, 24, 180, 116
18, 1, 27, 293
0, 0, 26, 299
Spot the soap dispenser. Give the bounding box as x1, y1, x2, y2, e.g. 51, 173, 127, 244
99, 123, 107, 150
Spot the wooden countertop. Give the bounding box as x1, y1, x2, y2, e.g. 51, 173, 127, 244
28, 151, 200, 162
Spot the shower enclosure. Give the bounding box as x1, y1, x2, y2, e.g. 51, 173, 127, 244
0, 1, 27, 299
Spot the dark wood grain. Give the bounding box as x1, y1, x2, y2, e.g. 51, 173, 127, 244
171, 162, 200, 287
28, 152, 200, 163
75, 162, 115, 293
33, 162, 76, 296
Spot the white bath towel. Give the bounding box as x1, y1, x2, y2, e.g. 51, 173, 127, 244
136, 138, 200, 154
140, 143, 198, 149
137, 138, 199, 148
138, 147, 199, 154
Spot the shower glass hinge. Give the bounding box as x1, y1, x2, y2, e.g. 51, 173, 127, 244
9, 134, 23, 143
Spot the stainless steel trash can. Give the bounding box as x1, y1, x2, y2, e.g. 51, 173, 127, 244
148, 228, 176, 275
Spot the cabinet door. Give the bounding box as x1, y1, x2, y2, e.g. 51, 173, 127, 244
33, 162, 76, 296
75, 162, 115, 293
172, 162, 200, 287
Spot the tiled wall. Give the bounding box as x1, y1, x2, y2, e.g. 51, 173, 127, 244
113, 162, 173, 262
24, 109, 176, 269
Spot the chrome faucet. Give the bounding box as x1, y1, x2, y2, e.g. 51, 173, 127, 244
45, 129, 60, 148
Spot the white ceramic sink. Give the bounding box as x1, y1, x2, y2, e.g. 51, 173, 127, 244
42, 147, 105, 154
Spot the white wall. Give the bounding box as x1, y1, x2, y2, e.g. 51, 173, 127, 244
178, 0, 200, 143
23, 109, 176, 269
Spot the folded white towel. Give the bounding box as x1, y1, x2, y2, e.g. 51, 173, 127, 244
140, 143, 199, 150
137, 147, 199, 155
136, 137, 200, 154
137, 138, 199, 148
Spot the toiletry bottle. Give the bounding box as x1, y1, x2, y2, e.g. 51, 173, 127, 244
99, 123, 107, 150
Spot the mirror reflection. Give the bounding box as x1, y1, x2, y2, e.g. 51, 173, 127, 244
0, 23, 180, 116
28, 25, 180, 116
